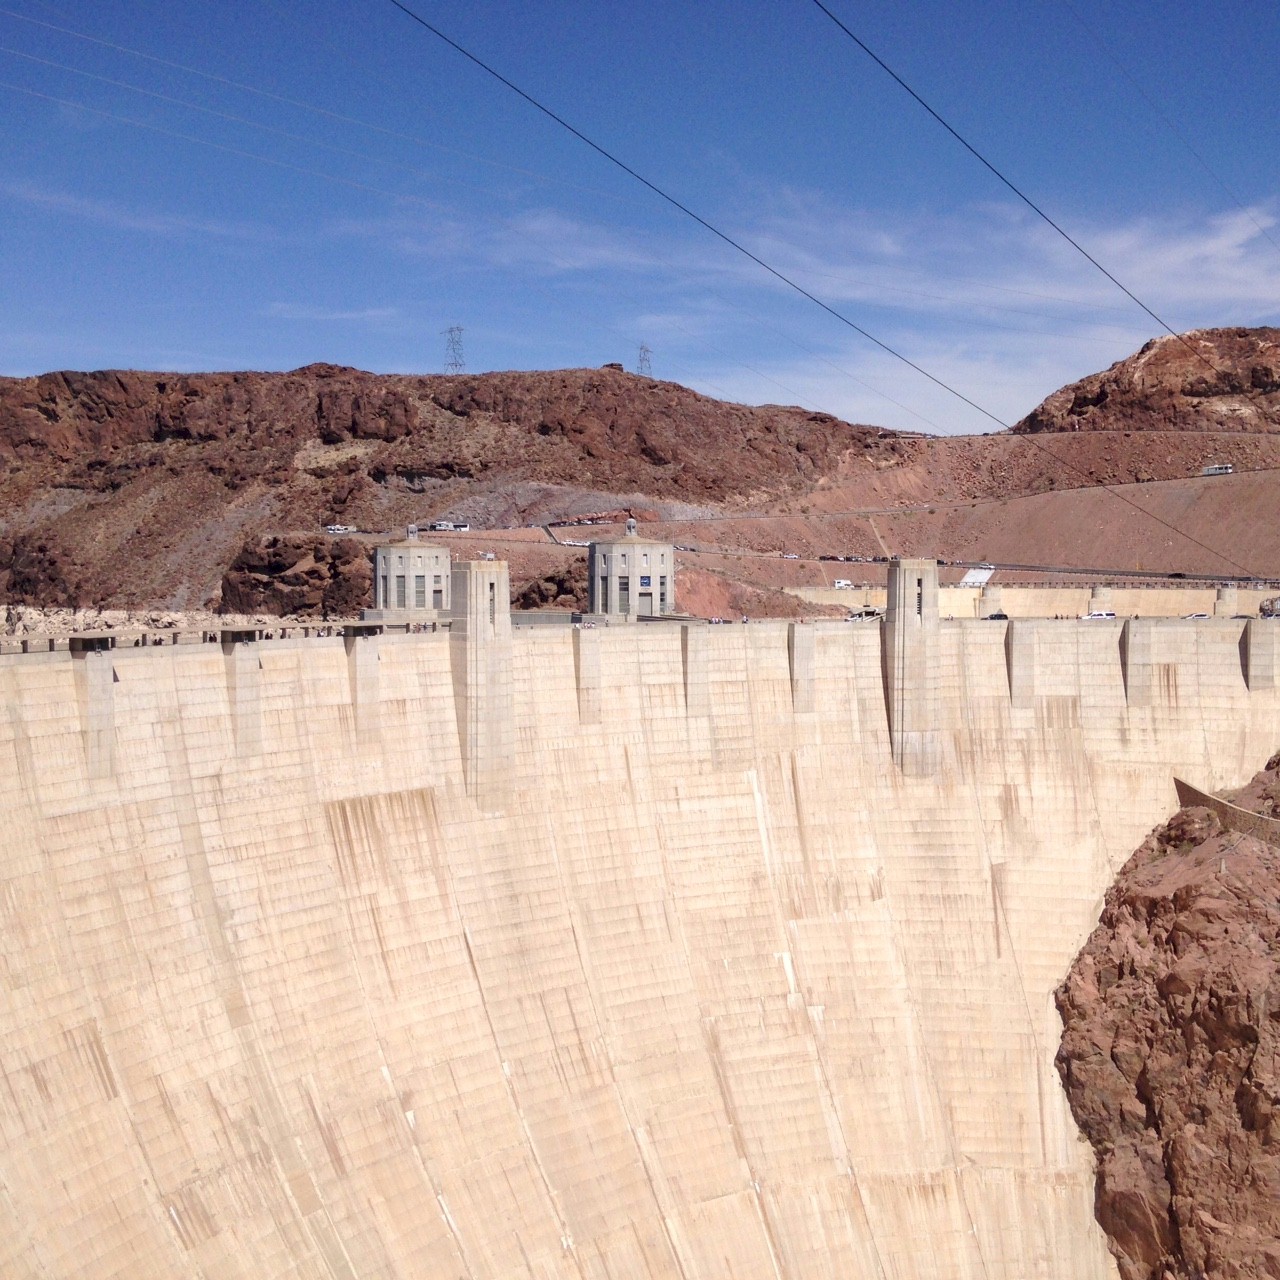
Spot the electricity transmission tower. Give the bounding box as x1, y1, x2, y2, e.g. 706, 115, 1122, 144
637, 343, 652, 377
442, 326, 465, 374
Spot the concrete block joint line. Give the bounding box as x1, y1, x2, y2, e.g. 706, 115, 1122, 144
1, 557, 1277, 1278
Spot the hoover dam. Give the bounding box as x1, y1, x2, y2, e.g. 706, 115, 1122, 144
3, 558, 1278, 1279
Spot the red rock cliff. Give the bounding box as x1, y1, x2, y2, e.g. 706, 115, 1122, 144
1057, 759, 1280, 1279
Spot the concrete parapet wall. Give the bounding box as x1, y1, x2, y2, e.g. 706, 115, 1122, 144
794, 584, 1278, 618
1174, 777, 1280, 844
2, 614, 1278, 1278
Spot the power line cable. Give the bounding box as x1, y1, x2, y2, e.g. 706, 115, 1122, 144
0, 5, 971, 427
6, 5, 1265, 573
806, 0, 1263, 391
750, 240, 1152, 329
379, 0, 1264, 578
0, 43, 502, 196
4, 58, 1259, 574
0, 71, 890, 425
0, 76, 461, 207
0, 5, 623, 202
382, 0, 1008, 430
0, 38, 1153, 354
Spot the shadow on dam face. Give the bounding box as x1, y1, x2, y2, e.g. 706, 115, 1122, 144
1, 600, 1276, 1278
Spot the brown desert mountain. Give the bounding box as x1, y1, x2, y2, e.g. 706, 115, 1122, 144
0, 362, 884, 609
1057, 762, 1280, 1280
3, 327, 1280, 612
1015, 327, 1280, 434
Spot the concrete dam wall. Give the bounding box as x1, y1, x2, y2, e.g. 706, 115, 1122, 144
3, 562, 1278, 1279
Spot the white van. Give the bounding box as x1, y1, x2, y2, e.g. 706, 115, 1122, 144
833, 579, 852, 589
1081, 610, 1116, 620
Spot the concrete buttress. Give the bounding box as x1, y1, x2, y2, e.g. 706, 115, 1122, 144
222, 634, 262, 754
1241, 618, 1276, 691
1004, 620, 1035, 709
450, 561, 514, 812
71, 649, 114, 779
882, 557, 941, 775
788, 622, 815, 714
344, 630, 381, 745
681, 623, 709, 717
1121, 618, 1154, 707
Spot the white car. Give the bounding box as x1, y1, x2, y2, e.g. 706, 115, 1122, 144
1080, 610, 1116, 620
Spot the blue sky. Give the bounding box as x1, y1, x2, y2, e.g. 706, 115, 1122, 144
1, 0, 1278, 433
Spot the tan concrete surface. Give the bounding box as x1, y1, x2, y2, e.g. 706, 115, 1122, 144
3, 611, 1279, 1278
792, 584, 1277, 617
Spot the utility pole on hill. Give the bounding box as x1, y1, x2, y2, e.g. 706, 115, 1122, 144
637, 343, 652, 378
443, 326, 465, 374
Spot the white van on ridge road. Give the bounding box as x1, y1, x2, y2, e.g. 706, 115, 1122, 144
1081, 610, 1116, 620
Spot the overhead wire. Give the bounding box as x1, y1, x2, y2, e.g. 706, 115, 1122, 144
382, 0, 1009, 431
379, 0, 1265, 577
806, 0, 1274, 391
0, 44, 502, 197
0, 4, 954, 429
2, 2, 1267, 575
0, 76, 462, 207
0, 5, 624, 201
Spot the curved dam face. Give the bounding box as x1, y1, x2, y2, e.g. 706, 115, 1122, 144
3, 568, 1277, 1279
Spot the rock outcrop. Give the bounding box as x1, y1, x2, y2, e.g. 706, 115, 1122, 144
219, 535, 372, 618
1017, 327, 1280, 435
512, 557, 589, 611
1057, 756, 1280, 1279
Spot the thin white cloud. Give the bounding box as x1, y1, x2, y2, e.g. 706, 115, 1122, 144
612, 195, 1280, 431
264, 302, 398, 323
0, 179, 273, 241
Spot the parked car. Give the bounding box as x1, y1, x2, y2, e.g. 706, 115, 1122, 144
1182, 612, 1210, 620
1081, 610, 1117, 620
983, 611, 1008, 620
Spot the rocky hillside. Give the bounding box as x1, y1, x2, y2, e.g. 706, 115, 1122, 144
1016, 327, 1280, 434
1056, 761, 1280, 1280
5, 328, 1280, 612
0, 362, 884, 607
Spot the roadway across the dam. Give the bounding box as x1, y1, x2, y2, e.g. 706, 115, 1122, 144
2, 560, 1278, 1279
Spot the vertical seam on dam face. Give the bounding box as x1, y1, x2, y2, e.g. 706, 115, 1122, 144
4, 601, 1280, 1278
